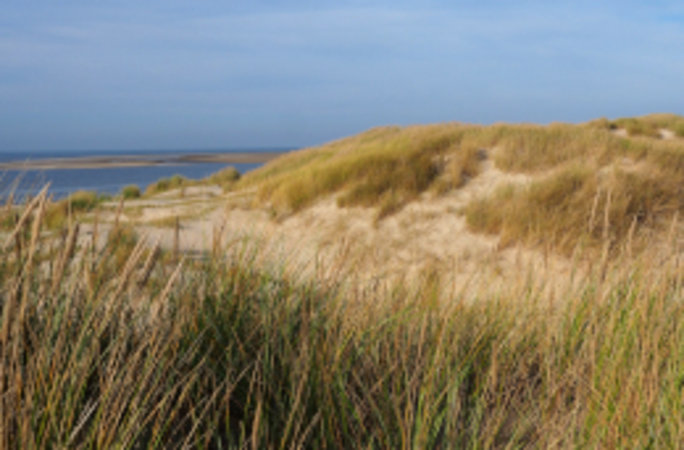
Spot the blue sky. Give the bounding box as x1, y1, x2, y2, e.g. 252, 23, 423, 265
1, 1, 683, 151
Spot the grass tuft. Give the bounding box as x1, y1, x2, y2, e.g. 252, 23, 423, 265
44, 190, 107, 229
145, 174, 191, 196
465, 163, 682, 254
242, 116, 683, 221
204, 166, 241, 190
236, 115, 682, 253
121, 184, 141, 199
241, 124, 488, 218
613, 117, 662, 138
0, 184, 682, 447
2, 115, 682, 446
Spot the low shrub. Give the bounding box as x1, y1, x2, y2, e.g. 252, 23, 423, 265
45, 190, 103, 229
145, 174, 191, 196
121, 184, 141, 199
204, 166, 240, 190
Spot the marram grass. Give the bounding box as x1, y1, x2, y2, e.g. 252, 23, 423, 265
0, 188, 682, 448
238, 115, 683, 255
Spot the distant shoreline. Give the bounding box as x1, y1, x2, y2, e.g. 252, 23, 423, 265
0, 151, 285, 171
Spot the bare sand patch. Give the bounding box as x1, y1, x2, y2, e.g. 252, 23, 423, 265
659, 128, 676, 140
83, 155, 583, 302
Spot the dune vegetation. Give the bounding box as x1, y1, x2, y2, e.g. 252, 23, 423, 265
43, 190, 111, 230
465, 163, 681, 256
121, 184, 141, 199
142, 167, 241, 197
0, 114, 682, 447
587, 113, 684, 138
205, 166, 241, 191
239, 114, 683, 254
144, 174, 192, 196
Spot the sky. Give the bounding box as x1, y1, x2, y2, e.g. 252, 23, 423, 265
1, 1, 683, 152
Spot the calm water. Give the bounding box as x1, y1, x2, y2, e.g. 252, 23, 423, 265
0, 149, 279, 200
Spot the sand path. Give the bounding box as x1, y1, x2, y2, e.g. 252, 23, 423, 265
80, 152, 587, 301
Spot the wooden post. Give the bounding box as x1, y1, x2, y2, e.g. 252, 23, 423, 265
113, 197, 124, 232
212, 224, 220, 260
13, 213, 21, 266
92, 208, 99, 257
5, 192, 13, 214
173, 216, 180, 263
14, 230, 21, 268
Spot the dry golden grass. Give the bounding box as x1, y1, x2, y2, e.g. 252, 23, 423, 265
234, 114, 683, 259
674, 122, 684, 138
0, 185, 682, 447
634, 112, 684, 135
491, 123, 619, 172
44, 190, 108, 229
204, 166, 241, 190
587, 113, 684, 138
121, 184, 141, 199
238, 124, 490, 219
614, 117, 662, 138
431, 142, 484, 194
492, 121, 684, 177
242, 116, 682, 205
465, 163, 682, 255
139, 167, 240, 198
144, 174, 191, 196
3, 117, 681, 446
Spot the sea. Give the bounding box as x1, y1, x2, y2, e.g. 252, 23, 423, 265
0, 149, 284, 201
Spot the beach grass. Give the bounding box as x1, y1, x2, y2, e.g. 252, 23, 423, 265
144, 174, 192, 196
121, 184, 141, 199
240, 124, 487, 219
587, 113, 684, 138
44, 190, 109, 229
238, 115, 683, 253
204, 166, 241, 191
1, 116, 683, 447
464, 162, 683, 255
142, 167, 241, 197
0, 177, 682, 448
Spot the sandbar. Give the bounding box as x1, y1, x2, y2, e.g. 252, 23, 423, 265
0, 151, 285, 171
